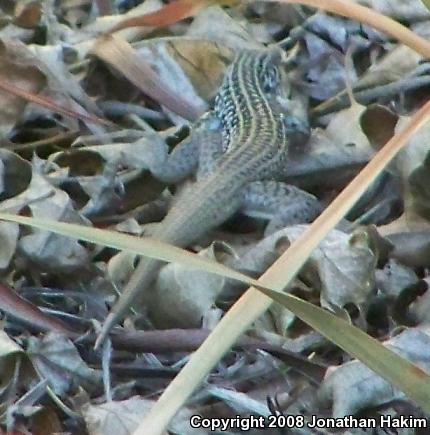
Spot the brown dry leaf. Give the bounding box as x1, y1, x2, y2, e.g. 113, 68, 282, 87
285, 128, 371, 189
287, 103, 376, 189
75, 162, 124, 217
318, 326, 430, 417
299, 14, 362, 101
0, 330, 22, 358
112, 8, 258, 117
232, 225, 376, 311
50, 149, 104, 178
0, 38, 45, 137
0, 11, 33, 44
31, 407, 63, 435
49, 148, 124, 218
312, 35, 423, 116
0, 11, 107, 134
75, 0, 164, 47
315, 229, 376, 309
375, 258, 418, 300
207, 385, 272, 416
408, 277, 430, 324
385, 230, 430, 268
154, 39, 232, 101
50, 130, 168, 216
0, 222, 19, 270
0, 164, 55, 214
49, 148, 121, 216
92, 35, 204, 121
324, 103, 371, 151
129, 40, 209, 119
394, 115, 429, 178
148, 242, 234, 328
109, 0, 217, 32
28, 43, 108, 133
0, 168, 91, 274
320, 104, 399, 218
0, 150, 31, 269
27, 332, 102, 397
246, 2, 301, 43
0, 283, 73, 334
0, 149, 32, 200
390, 116, 430, 221
356, 44, 423, 90
360, 104, 398, 149
408, 153, 430, 219
13, 1, 42, 29
186, 5, 261, 51
250, 2, 305, 28
82, 397, 206, 435
360, 0, 429, 20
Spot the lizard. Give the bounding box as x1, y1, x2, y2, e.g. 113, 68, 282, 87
95, 48, 321, 349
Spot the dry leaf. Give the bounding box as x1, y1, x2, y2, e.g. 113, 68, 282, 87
0, 38, 45, 137
157, 39, 232, 101
375, 258, 418, 300
318, 326, 430, 417
0, 168, 91, 273
82, 397, 206, 435
27, 332, 102, 396
231, 225, 376, 310
148, 242, 233, 328
360, 0, 429, 20
92, 35, 203, 121
13, 1, 42, 29
186, 5, 260, 51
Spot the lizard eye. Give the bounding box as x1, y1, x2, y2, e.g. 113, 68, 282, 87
283, 115, 308, 132
261, 65, 280, 93
283, 115, 310, 144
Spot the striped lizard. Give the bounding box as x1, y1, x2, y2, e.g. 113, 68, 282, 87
95, 48, 320, 348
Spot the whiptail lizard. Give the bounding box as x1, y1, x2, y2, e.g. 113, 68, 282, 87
95, 48, 321, 348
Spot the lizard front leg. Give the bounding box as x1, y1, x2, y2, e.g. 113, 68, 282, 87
242, 181, 321, 235
140, 112, 222, 184
196, 114, 225, 180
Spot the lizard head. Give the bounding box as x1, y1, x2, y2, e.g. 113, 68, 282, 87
282, 113, 310, 146
255, 48, 285, 94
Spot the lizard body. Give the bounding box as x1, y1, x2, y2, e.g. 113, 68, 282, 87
95, 49, 320, 348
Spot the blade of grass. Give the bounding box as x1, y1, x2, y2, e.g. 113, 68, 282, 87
0, 212, 257, 289
135, 98, 430, 435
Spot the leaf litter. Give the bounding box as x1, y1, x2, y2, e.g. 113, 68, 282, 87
0, 0, 429, 433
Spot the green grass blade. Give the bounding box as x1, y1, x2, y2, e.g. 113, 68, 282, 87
0, 212, 256, 288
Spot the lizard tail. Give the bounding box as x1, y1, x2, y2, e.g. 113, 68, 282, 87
94, 257, 162, 350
